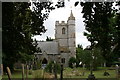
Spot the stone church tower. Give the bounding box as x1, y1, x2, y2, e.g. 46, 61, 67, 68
33, 11, 76, 67
55, 10, 76, 66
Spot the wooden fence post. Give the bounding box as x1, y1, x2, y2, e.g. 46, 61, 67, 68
0, 64, 3, 76
26, 65, 28, 80
6, 67, 12, 80
1, 64, 3, 76
22, 64, 25, 80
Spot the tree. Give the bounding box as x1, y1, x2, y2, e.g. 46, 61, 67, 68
2, 0, 65, 71
112, 2, 120, 63
80, 2, 116, 66
76, 44, 84, 67
2, 2, 55, 71
73, 1, 120, 66
78, 47, 104, 70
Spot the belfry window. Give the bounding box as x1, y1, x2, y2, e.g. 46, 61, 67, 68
61, 58, 65, 63
62, 27, 65, 34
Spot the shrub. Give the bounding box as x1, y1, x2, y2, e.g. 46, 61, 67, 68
45, 61, 61, 74
69, 57, 76, 68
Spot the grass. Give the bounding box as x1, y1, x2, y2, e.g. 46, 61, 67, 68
63, 67, 117, 78
2, 69, 33, 78
2, 67, 120, 79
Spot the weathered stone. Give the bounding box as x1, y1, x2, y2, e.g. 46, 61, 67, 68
35, 10, 76, 67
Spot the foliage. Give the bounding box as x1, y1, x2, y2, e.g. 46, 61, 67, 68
91, 47, 105, 70
45, 61, 53, 73
79, 2, 120, 66
2, 0, 65, 72
69, 57, 76, 68
76, 46, 105, 70
76, 44, 84, 67
46, 36, 53, 41
2, 2, 39, 71
112, 2, 120, 63
45, 61, 61, 74
33, 60, 41, 70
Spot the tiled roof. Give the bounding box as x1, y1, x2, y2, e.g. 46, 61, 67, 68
37, 41, 59, 54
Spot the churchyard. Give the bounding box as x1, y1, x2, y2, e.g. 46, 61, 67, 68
2, 67, 120, 79
2, 1, 120, 80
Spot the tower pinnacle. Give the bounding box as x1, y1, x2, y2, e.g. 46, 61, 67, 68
68, 10, 75, 20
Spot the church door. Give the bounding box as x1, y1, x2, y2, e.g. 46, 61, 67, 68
42, 58, 48, 64
42, 58, 48, 69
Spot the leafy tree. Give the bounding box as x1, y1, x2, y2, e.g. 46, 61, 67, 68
111, 2, 120, 63
2, 0, 65, 71
45, 61, 61, 74
74, 0, 120, 66
76, 44, 84, 67
2, 2, 40, 71
80, 2, 116, 66
2, 1, 61, 71
78, 47, 104, 70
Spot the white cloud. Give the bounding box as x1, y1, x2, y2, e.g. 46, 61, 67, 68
76, 32, 91, 49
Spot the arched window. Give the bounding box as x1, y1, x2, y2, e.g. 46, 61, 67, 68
62, 27, 65, 34
61, 58, 65, 63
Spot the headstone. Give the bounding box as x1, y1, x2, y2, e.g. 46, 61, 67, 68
83, 64, 85, 69
22, 64, 25, 80
6, 67, 12, 80
104, 62, 106, 67
116, 65, 120, 78
118, 67, 120, 78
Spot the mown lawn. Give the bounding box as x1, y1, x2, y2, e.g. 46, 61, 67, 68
63, 67, 116, 78
2, 69, 33, 78
2, 67, 119, 79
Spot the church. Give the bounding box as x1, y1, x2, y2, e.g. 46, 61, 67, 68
35, 11, 76, 67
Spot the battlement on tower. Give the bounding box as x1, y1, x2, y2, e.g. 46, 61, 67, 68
55, 21, 67, 26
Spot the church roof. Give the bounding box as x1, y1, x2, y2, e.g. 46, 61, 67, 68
68, 10, 75, 20
36, 41, 59, 54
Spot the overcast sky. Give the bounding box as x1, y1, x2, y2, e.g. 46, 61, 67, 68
33, 0, 91, 49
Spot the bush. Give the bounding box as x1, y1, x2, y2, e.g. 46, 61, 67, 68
69, 57, 76, 68
33, 60, 42, 70
45, 61, 53, 73
45, 61, 61, 74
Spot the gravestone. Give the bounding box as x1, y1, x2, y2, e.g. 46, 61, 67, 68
116, 65, 120, 78
118, 67, 120, 78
